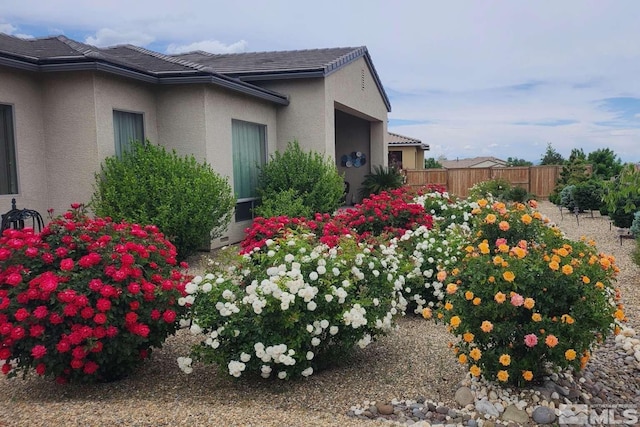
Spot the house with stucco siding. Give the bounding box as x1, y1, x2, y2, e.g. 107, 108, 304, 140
0, 33, 392, 246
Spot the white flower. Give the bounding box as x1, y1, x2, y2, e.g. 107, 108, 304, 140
201, 282, 212, 293
267, 250, 276, 257
240, 352, 251, 363
357, 334, 372, 348
325, 294, 334, 302
215, 277, 225, 284
343, 304, 367, 328
278, 371, 287, 379
261, 365, 272, 378
373, 298, 379, 306
301, 367, 314, 377
332, 267, 341, 276
320, 319, 329, 329
204, 273, 215, 280
192, 275, 203, 285
284, 253, 295, 263
329, 326, 339, 335
179, 318, 191, 328
222, 289, 235, 300
189, 323, 202, 335
316, 265, 326, 275
311, 337, 321, 346
185, 282, 199, 294
211, 339, 220, 349
177, 297, 187, 306
309, 271, 319, 281
228, 360, 246, 377
306, 351, 314, 360
307, 301, 317, 311
184, 295, 195, 305
306, 324, 314, 333
177, 356, 193, 374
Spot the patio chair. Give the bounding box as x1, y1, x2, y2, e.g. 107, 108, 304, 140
1, 198, 45, 234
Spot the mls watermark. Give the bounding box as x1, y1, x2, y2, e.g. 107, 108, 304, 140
558, 404, 638, 425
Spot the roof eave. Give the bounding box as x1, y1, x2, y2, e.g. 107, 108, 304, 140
0, 54, 289, 105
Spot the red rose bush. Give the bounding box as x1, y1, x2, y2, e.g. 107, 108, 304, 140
0, 205, 189, 383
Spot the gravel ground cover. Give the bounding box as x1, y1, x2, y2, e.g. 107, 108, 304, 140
0, 201, 638, 426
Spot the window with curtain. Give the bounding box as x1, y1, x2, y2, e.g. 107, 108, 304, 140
113, 110, 144, 157
232, 119, 266, 222
0, 104, 18, 195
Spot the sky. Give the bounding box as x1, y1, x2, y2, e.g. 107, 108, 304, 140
2, 0, 640, 164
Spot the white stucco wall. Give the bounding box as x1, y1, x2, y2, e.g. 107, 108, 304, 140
157, 85, 206, 160
204, 86, 278, 247
0, 67, 48, 216
335, 110, 370, 204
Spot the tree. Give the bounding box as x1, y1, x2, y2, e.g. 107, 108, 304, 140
506, 157, 533, 167
540, 143, 565, 165
587, 148, 623, 180
558, 148, 589, 186
424, 157, 443, 169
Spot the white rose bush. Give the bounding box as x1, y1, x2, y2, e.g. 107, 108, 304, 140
180, 233, 408, 379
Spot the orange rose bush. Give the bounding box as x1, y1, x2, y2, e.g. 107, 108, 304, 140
438, 200, 623, 386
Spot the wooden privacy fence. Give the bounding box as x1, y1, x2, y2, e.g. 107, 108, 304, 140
405, 165, 566, 199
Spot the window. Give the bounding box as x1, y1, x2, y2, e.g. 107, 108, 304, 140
113, 110, 144, 157
388, 150, 403, 170
232, 119, 266, 222
0, 104, 18, 195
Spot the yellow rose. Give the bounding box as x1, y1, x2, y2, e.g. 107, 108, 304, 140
469, 348, 482, 361
499, 354, 511, 366
444, 302, 453, 311
458, 354, 468, 364
480, 320, 493, 333
532, 313, 542, 322
469, 364, 481, 377
522, 370, 533, 381
494, 292, 506, 304
478, 241, 490, 254
565, 349, 577, 361
523, 298, 535, 309
446, 283, 458, 294
548, 261, 560, 271
521, 214, 532, 225
472, 297, 482, 306
463, 332, 475, 343
497, 370, 509, 382
422, 307, 432, 319
485, 214, 497, 224
502, 271, 515, 282
561, 264, 574, 275
450, 316, 461, 328
465, 291, 474, 300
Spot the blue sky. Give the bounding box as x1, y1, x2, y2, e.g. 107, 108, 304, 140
2, 0, 640, 163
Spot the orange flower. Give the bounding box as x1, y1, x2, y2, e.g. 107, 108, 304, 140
469, 348, 482, 361
549, 261, 560, 271
478, 241, 490, 254
523, 298, 535, 310
580, 352, 590, 369
614, 309, 625, 321
437, 312, 444, 319
528, 200, 538, 208
452, 268, 460, 276
488, 276, 495, 283
444, 302, 453, 311
472, 297, 482, 306
469, 364, 481, 377
565, 349, 577, 361
582, 276, 590, 284
522, 370, 534, 381
497, 370, 509, 382
595, 281, 605, 290
465, 291, 474, 300
463, 332, 475, 343
561, 314, 575, 324
458, 354, 468, 364
422, 307, 432, 319
478, 199, 488, 207
480, 320, 494, 333
511, 247, 526, 259
521, 214, 532, 225
600, 257, 611, 269
533, 211, 542, 220
557, 247, 569, 257
545, 334, 559, 348
532, 313, 542, 322
465, 245, 475, 253
450, 316, 461, 328
498, 244, 510, 253
493, 256, 504, 265
485, 214, 497, 224
561, 264, 574, 275
446, 283, 458, 294
503, 271, 515, 282
494, 292, 506, 304
437, 270, 448, 282
499, 354, 511, 366
498, 221, 510, 231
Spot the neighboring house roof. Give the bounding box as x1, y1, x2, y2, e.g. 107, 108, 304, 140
387, 132, 429, 150
174, 46, 391, 112
440, 156, 507, 169
0, 33, 289, 105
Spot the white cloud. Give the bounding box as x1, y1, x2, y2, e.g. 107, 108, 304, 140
0, 22, 33, 38
85, 28, 154, 47
165, 39, 248, 55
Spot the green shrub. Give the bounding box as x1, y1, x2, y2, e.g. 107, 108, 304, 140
257, 141, 344, 216
560, 185, 577, 211
573, 180, 604, 213
359, 165, 405, 199
91, 141, 235, 260
468, 178, 512, 201
505, 186, 531, 203
631, 212, 640, 237
179, 234, 407, 379
603, 164, 640, 228
253, 189, 312, 219
436, 200, 621, 386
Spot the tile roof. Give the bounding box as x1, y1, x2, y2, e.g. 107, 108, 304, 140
173, 46, 391, 112
0, 33, 289, 105
174, 47, 364, 75
440, 156, 507, 169
387, 132, 429, 150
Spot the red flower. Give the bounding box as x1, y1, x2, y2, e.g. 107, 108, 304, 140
32, 306, 49, 319
5, 272, 22, 286
35, 363, 46, 375
63, 305, 78, 317
72, 346, 87, 359
96, 298, 111, 312
49, 313, 64, 325
60, 258, 75, 271
29, 325, 45, 338
70, 359, 84, 369
83, 361, 98, 374
125, 312, 138, 324
150, 309, 161, 320
0, 348, 10, 359
90, 341, 103, 353
55, 247, 69, 258
129, 301, 140, 311
80, 307, 94, 319
10, 326, 25, 340
105, 326, 118, 338
1, 363, 11, 374
31, 345, 47, 359
14, 308, 29, 322
93, 313, 107, 325
127, 282, 141, 295
162, 310, 176, 323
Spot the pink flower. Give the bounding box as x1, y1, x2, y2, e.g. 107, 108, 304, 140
31, 345, 47, 359
510, 293, 524, 307
524, 333, 538, 347
495, 238, 508, 247
5, 273, 22, 286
